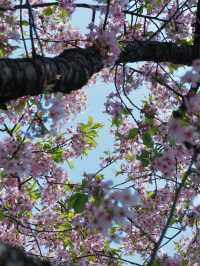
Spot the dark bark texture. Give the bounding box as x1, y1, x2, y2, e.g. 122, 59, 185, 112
0, 41, 198, 103
0, 243, 51, 266
119, 41, 196, 65
0, 46, 103, 103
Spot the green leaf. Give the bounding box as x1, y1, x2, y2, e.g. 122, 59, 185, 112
11, 123, 21, 134
112, 116, 122, 127
137, 6, 143, 14
0, 209, 4, 221
181, 260, 189, 266
21, 20, 29, 26
79, 117, 103, 156
168, 63, 179, 74
88, 116, 93, 127
128, 128, 139, 139
25, 179, 41, 201
122, 108, 130, 115
152, 261, 161, 266
14, 99, 27, 113
42, 6, 54, 16
59, 9, 69, 19
137, 149, 150, 167
134, 23, 142, 30
142, 132, 154, 148
144, 115, 154, 125
176, 38, 193, 46
91, 123, 104, 129
0, 47, 7, 57
147, 191, 156, 199
57, 222, 72, 232
126, 151, 134, 161
52, 148, 64, 162
144, 0, 153, 12
68, 193, 88, 213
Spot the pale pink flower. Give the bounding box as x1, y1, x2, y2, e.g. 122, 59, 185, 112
181, 71, 199, 85
185, 94, 200, 115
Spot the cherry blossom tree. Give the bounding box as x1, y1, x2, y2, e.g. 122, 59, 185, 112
1, 0, 200, 265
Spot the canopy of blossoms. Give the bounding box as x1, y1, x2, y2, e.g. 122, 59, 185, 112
0, 0, 200, 265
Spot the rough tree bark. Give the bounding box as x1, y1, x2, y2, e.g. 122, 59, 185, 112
119, 41, 196, 65
0, 242, 51, 266
0, 41, 197, 104
0, 46, 103, 104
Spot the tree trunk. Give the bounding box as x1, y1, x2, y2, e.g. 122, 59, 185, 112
0, 42, 197, 103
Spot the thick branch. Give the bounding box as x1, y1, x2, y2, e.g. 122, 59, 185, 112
0, 2, 102, 11
0, 242, 51, 266
119, 41, 196, 65
0, 46, 103, 103
0, 41, 198, 103
194, 0, 200, 56
0, 242, 142, 266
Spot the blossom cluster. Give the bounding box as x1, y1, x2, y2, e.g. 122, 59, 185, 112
73, 175, 142, 236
